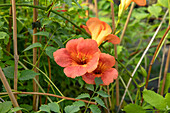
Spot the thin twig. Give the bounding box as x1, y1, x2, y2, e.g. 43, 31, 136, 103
120, 2, 135, 43
161, 47, 170, 95
117, 9, 169, 113
0, 92, 96, 105
157, 40, 167, 93
33, 0, 39, 111
145, 25, 170, 89
12, 0, 19, 100
0, 68, 21, 113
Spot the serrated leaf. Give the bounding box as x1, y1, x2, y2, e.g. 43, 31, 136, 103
158, 0, 168, 7
34, 31, 49, 37
48, 102, 60, 112
73, 101, 85, 107
89, 105, 101, 113
96, 90, 110, 97
75, 93, 90, 99
19, 70, 40, 81
23, 42, 42, 52
64, 105, 80, 113
165, 93, 170, 108
2, 66, 14, 79
95, 77, 103, 86
148, 5, 162, 18
139, 66, 147, 77
40, 105, 50, 113
123, 104, 145, 113
52, 38, 64, 48
0, 101, 12, 113
143, 89, 166, 110
20, 104, 32, 111
85, 84, 94, 91
45, 46, 57, 59
93, 97, 106, 108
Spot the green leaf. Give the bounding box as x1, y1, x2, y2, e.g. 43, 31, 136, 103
165, 93, 170, 108
72, 101, 85, 107
75, 93, 90, 99
123, 104, 145, 113
158, 0, 168, 7
139, 66, 147, 77
34, 31, 49, 37
20, 104, 32, 111
2, 66, 14, 79
64, 105, 80, 113
8, 107, 23, 113
0, 101, 12, 113
89, 105, 101, 113
0, 32, 9, 39
45, 46, 57, 59
19, 70, 40, 81
52, 38, 64, 48
148, 5, 162, 18
95, 77, 103, 86
143, 89, 166, 110
0, 47, 3, 59
39, 105, 50, 113
85, 84, 94, 91
92, 97, 106, 108
23, 42, 42, 52
164, 73, 170, 94
48, 102, 60, 112
96, 90, 110, 97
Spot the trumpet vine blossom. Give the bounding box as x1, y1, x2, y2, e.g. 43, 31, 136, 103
120, 0, 146, 10
53, 38, 100, 78
82, 53, 118, 85
81, 18, 120, 46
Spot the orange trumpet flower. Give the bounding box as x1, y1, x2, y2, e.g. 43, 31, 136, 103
120, 0, 146, 10
81, 18, 120, 46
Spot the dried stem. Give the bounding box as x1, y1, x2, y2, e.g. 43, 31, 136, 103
33, 0, 39, 111
161, 47, 170, 95
0, 68, 22, 113
120, 2, 135, 43
94, 0, 98, 18
0, 92, 96, 105
12, 0, 19, 100
145, 25, 170, 89
117, 9, 169, 113
157, 40, 167, 93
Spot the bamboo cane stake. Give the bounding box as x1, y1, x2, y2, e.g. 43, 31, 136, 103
0, 68, 22, 113
94, 0, 98, 18
111, 1, 119, 106
161, 47, 170, 95
33, 0, 39, 111
120, 2, 135, 43
12, 0, 19, 100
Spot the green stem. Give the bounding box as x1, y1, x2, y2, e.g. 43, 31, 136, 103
115, 58, 139, 88
0, 3, 90, 37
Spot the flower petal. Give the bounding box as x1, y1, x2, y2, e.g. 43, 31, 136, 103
53, 48, 72, 67
99, 53, 115, 69
80, 25, 91, 35
105, 34, 120, 44
101, 68, 118, 85
133, 0, 146, 6
82, 73, 96, 84
86, 52, 100, 72
86, 18, 103, 40
96, 21, 112, 45
66, 38, 84, 54
64, 65, 87, 78
77, 39, 99, 56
